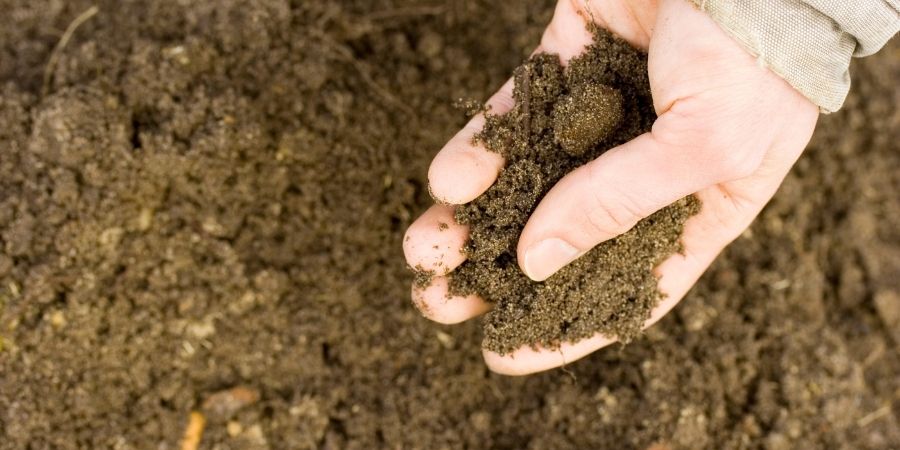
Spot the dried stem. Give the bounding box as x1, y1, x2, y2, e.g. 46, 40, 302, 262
42, 5, 99, 98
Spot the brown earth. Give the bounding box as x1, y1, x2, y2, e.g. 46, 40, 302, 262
1, 1, 898, 449
448, 30, 700, 354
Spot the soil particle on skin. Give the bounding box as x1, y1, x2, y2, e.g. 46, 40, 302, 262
449, 29, 700, 354
412, 266, 435, 289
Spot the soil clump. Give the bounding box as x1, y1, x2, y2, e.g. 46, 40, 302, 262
449, 30, 700, 353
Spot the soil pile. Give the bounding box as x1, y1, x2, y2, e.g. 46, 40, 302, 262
449, 29, 700, 353
0, 1, 898, 449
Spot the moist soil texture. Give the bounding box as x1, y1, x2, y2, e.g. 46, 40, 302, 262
449, 29, 701, 354
1, 1, 898, 449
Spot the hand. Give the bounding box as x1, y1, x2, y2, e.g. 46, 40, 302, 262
404, 0, 818, 375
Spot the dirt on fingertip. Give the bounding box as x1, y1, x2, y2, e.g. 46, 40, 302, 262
448, 28, 701, 354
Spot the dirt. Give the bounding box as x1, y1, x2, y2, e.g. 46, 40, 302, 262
0, 1, 898, 449
448, 29, 700, 354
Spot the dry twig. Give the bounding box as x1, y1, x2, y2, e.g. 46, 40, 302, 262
857, 405, 892, 428
42, 5, 99, 98
180, 411, 206, 450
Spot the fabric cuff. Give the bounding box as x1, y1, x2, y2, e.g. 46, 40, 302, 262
689, 0, 900, 113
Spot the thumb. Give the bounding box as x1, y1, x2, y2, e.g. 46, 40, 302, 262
517, 113, 765, 281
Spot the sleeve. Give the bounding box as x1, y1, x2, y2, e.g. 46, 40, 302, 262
689, 0, 900, 113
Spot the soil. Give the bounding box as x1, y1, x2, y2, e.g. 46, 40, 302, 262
1, 1, 898, 449
448, 29, 700, 354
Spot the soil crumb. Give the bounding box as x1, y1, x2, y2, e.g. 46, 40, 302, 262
449, 29, 700, 354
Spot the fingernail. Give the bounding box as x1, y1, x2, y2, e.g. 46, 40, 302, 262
523, 238, 582, 281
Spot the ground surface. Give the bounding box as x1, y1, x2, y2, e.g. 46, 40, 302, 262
0, 1, 898, 449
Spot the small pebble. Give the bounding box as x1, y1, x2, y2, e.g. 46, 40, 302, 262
226, 421, 243, 437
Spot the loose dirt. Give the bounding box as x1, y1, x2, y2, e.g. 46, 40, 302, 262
449, 29, 700, 354
1, 1, 897, 449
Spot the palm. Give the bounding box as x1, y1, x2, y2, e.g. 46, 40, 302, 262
404, 0, 817, 375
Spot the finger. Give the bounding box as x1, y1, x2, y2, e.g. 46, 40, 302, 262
483, 332, 613, 376
411, 276, 490, 325
517, 127, 750, 281
484, 184, 746, 375
403, 204, 469, 275
427, 1, 598, 205
538, 0, 595, 63
427, 78, 513, 205
570, 0, 657, 50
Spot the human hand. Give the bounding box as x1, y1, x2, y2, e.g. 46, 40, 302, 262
404, 0, 818, 375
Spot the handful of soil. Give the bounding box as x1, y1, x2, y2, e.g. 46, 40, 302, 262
448, 28, 700, 354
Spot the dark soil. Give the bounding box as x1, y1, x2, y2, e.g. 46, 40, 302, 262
449, 29, 700, 354
1, 1, 898, 449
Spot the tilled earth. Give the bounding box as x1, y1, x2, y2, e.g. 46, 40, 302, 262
0, 1, 898, 449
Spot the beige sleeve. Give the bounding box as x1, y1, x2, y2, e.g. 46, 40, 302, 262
689, 0, 900, 113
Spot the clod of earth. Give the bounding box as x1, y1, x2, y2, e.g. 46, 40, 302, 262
553, 84, 624, 155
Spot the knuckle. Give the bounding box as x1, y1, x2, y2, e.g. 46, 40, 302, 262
586, 202, 636, 237
487, 85, 515, 112
583, 165, 642, 236
540, 21, 564, 52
